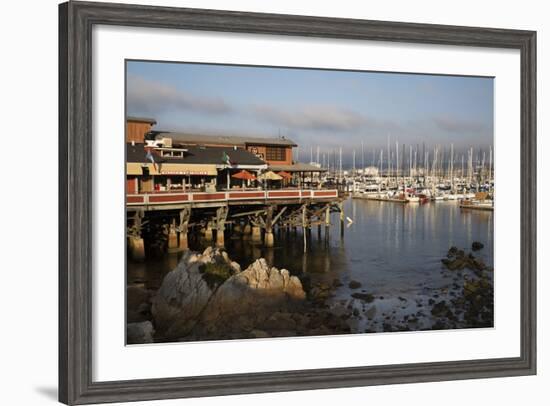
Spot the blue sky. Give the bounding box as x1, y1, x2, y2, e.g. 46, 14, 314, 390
126, 60, 493, 165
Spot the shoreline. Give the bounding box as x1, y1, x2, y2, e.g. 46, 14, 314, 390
127, 243, 493, 344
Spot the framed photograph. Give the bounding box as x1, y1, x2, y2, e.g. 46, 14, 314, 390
59, 1, 536, 404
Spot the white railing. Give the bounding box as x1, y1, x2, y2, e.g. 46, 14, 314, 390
127, 189, 338, 206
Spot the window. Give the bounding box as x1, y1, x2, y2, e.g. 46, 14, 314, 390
265, 146, 286, 161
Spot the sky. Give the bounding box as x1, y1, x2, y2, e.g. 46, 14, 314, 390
126, 60, 493, 166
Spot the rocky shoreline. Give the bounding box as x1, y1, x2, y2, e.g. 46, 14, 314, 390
127, 243, 493, 344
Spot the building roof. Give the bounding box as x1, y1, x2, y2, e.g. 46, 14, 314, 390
156, 132, 297, 147
126, 143, 266, 167
268, 163, 327, 173
127, 116, 157, 124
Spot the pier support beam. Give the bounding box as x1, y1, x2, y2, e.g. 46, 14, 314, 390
302, 204, 308, 253
265, 205, 274, 247
252, 226, 262, 243
215, 206, 228, 247
233, 221, 242, 234
128, 236, 145, 261
338, 201, 345, 237
325, 204, 331, 237
178, 207, 191, 251
128, 209, 145, 261
167, 220, 179, 254
204, 221, 213, 242
265, 231, 274, 247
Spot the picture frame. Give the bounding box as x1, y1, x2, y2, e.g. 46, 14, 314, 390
58, 1, 537, 404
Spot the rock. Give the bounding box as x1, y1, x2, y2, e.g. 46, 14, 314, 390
332, 278, 344, 287
250, 329, 270, 338
127, 321, 155, 344
472, 241, 484, 251
152, 257, 215, 339
348, 280, 362, 289
309, 282, 332, 302
365, 305, 377, 319
262, 312, 297, 331
351, 292, 375, 303
229, 261, 241, 273
198, 259, 306, 334
431, 301, 450, 318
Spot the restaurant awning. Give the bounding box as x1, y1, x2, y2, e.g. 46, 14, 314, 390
126, 162, 217, 176
258, 171, 283, 180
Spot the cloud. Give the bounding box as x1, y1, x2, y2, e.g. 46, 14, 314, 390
127, 74, 232, 115
251, 104, 400, 133
433, 115, 488, 134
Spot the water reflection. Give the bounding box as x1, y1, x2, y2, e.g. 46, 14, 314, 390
128, 199, 493, 299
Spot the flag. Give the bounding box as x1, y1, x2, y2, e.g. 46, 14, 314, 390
145, 147, 160, 172
222, 151, 233, 166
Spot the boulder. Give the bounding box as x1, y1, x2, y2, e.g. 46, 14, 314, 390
200, 259, 306, 333
152, 252, 306, 339
151, 247, 230, 339
151, 259, 214, 339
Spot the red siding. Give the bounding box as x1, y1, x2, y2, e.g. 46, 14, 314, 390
268, 191, 300, 198
149, 194, 189, 203
192, 193, 226, 201
228, 192, 265, 199
127, 195, 144, 203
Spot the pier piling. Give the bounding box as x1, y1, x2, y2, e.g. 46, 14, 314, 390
252, 225, 262, 243
178, 207, 191, 251
128, 210, 146, 260
167, 220, 179, 253
128, 236, 145, 261
204, 221, 213, 242
215, 206, 228, 247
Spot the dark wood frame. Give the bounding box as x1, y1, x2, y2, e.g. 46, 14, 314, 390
59, 1, 537, 404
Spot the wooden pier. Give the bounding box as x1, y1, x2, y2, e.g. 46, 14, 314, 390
126, 188, 345, 260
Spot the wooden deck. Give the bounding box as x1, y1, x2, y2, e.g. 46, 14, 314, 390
127, 188, 340, 210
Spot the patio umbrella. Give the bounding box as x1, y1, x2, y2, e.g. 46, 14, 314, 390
277, 171, 292, 179
231, 169, 256, 188
258, 171, 283, 180
231, 170, 256, 180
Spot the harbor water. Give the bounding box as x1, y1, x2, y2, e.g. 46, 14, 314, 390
128, 199, 494, 333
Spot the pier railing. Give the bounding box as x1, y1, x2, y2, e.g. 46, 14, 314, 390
127, 188, 339, 207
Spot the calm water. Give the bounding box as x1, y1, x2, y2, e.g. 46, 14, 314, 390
128, 199, 493, 303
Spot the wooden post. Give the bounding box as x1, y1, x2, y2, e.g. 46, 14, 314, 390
339, 200, 345, 237
216, 206, 228, 247
252, 226, 262, 243
128, 236, 145, 261
167, 219, 179, 253
204, 221, 213, 242
233, 219, 242, 234
325, 204, 331, 232
178, 207, 191, 251
265, 205, 274, 247
128, 210, 145, 261
302, 204, 307, 253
